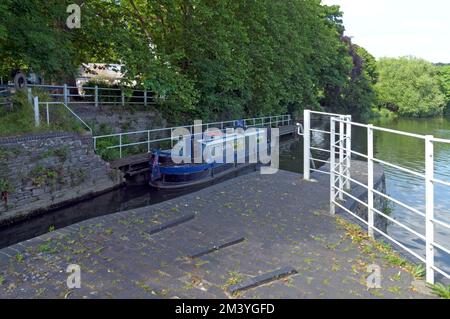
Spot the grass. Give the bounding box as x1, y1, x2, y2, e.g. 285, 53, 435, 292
336, 216, 450, 299
412, 264, 426, 279
336, 216, 418, 274
15, 253, 24, 263
37, 243, 55, 254
0, 90, 85, 137
428, 283, 450, 299
224, 271, 245, 288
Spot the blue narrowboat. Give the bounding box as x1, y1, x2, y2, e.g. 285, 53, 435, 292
149, 125, 268, 189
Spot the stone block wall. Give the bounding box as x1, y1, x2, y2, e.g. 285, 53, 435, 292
0, 132, 124, 224
71, 104, 166, 133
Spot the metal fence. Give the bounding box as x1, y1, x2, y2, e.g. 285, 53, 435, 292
0, 87, 13, 108
0, 83, 155, 107
93, 115, 292, 158
33, 98, 93, 133
302, 109, 450, 284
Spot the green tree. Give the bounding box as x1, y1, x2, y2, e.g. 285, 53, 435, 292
0, 0, 378, 122
375, 57, 446, 117
320, 36, 376, 119
437, 65, 450, 113
0, 0, 79, 81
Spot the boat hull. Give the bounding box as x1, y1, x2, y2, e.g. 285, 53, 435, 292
149, 163, 256, 190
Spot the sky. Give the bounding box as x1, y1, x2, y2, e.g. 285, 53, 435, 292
322, 0, 450, 63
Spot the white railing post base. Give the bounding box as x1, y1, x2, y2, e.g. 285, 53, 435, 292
303, 110, 311, 181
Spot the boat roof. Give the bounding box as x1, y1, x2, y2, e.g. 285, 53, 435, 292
197, 129, 265, 146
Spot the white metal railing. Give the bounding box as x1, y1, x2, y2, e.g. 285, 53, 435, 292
302, 110, 351, 185
93, 115, 292, 158
301, 109, 450, 284
33, 96, 93, 133
328, 116, 449, 284
0, 83, 155, 107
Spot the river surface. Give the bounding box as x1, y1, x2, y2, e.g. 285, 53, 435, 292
2, 118, 450, 276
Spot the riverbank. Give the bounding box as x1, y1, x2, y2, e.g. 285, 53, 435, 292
0, 164, 434, 299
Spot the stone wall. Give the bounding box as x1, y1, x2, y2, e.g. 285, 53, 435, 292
0, 132, 124, 224
71, 104, 166, 133
338, 160, 389, 232
322, 160, 389, 233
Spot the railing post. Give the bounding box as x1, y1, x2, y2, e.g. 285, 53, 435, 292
46, 102, 50, 125
119, 135, 123, 158
144, 89, 147, 106
63, 84, 68, 105
148, 131, 151, 153
121, 90, 125, 106
425, 135, 435, 284
33, 96, 40, 127
367, 124, 374, 239
95, 85, 99, 108
27, 88, 32, 105
330, 117, 336, 215
339, 116, 345, 200
303, 110, 311, 180
345, 115, 352, 190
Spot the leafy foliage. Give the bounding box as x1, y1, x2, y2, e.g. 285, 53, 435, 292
437, 65, 450, 113
375, 57, 446, 117
1, 0, 378, 122
321, 37, 376, 119
0, 0, 79, 81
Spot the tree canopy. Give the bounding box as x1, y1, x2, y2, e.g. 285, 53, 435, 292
375, 57, 446, 117
438, 64, 450, 113
0, 0, 377, 121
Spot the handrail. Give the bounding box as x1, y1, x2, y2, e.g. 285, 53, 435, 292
302, 109, 450, 285
93, 114, 292, 158
38, 101, 93, 134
